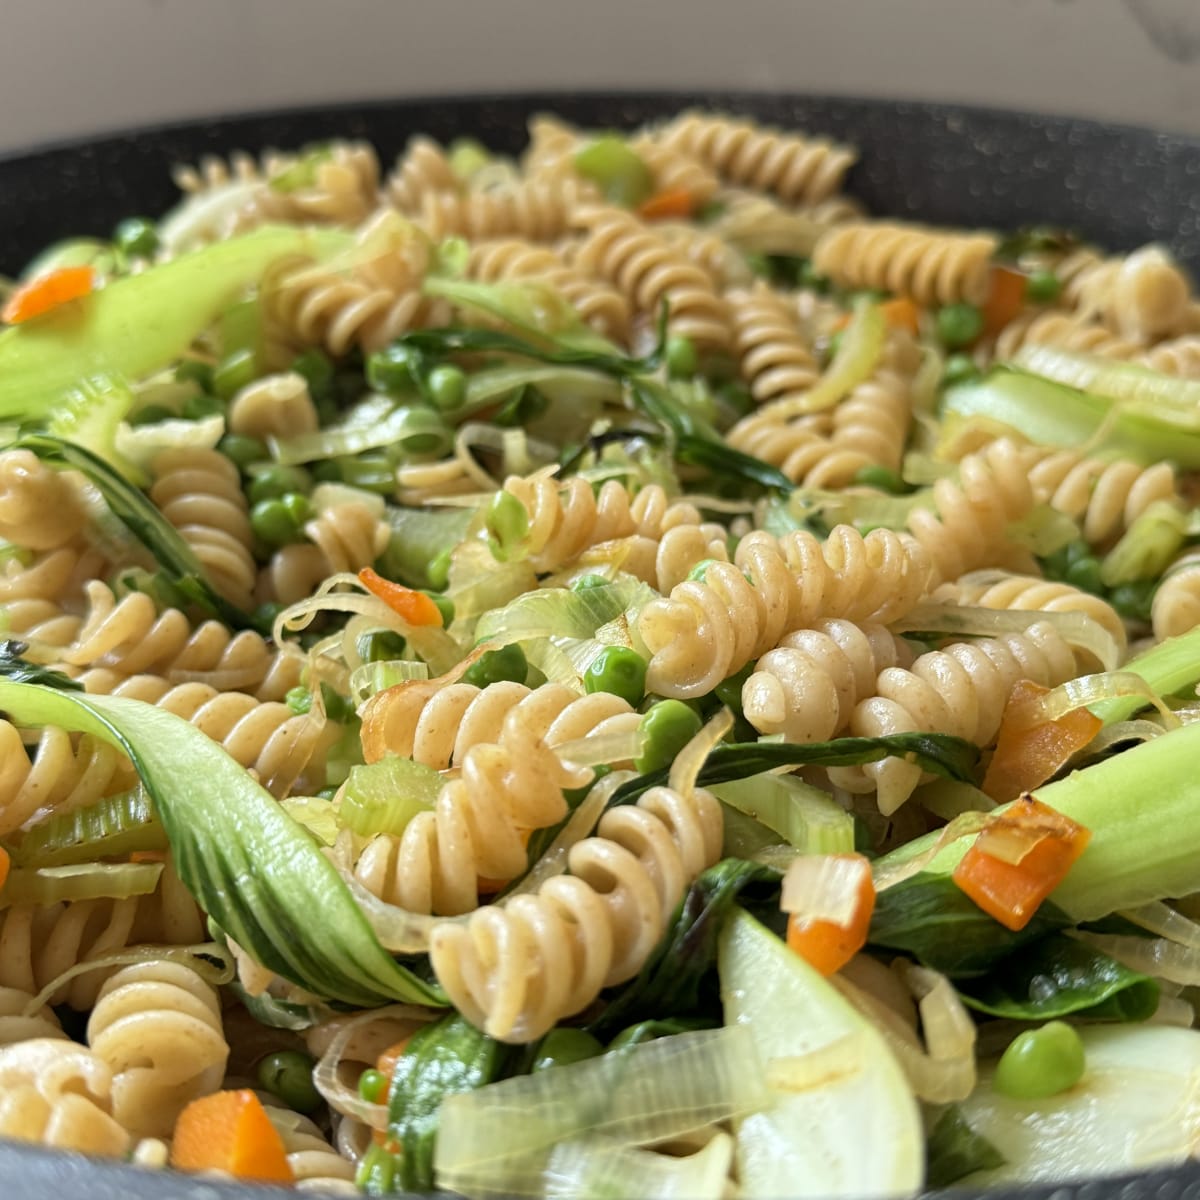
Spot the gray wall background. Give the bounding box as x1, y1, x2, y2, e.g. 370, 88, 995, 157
1, 0, 1199, 153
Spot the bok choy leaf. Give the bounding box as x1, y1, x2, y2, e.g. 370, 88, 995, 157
609, 731, 981, 807
11, 432, 262, 631
0, 681, 447, 1009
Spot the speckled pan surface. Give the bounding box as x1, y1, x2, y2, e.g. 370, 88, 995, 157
1, 91, 1200, 1200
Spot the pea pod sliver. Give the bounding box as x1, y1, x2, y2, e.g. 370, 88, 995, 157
0, 681, 446, 1009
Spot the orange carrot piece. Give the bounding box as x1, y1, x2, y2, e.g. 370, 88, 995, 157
1, 265, 96, 325
375, 1037, 413, 1084
983, 679, 1102, 803
171, 1089, 294, 1183
982, 265, 1027, 336
880, 296, 921, 336
358, 567, 443, 627
785, 854, 876, 977
953, 796, 1091, 931
637, 187, 694, 221
0, 846, 9, 892
128, 849, 167, 864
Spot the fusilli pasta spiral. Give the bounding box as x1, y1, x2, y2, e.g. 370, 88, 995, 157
0, 450, 87, 551
1152, 554, 1200, 640
386, 136, 459, 213
658, 111, 856, 204
87, 960, 229, 1139
227, 372, 320, 441
813, 221, 999, 307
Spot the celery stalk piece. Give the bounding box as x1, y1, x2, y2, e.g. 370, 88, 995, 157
877, 720, 1200, 922
0, 225, 350, 418
719, 909, 922, 1199
1090, 624, 1200, 725
942, 370, 1200, 467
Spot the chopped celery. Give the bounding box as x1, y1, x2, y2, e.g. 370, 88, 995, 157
339, 756, 441, 837
719, 908, 922, 1198
1, 861, 163, 906
43, 372, 142, 483
943, 369, 1200, 468
13, 787, 164, 867
1099, 500, 1187, 586
474, 579, 655, 646
1090, 623, 1200, 725
573, 136, 655, 208
712, 774, 854, 853
268, 145, 334, 193
878, 720, 1200, 923
0, 225, 350, 419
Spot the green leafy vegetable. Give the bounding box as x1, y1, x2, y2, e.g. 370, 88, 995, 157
386, 1012, 518, 1193
12, 786, 165, 867
955, 933, 1159, 1020
0, 225, 349, 418
0, 681, 446, 1009
869, 873, 1070, 977
610, 731, 981, 807
925, 1106, 1006, 1189
0, 641, 82, 690
12, 433, 262, 631
586, 858, 781, 1039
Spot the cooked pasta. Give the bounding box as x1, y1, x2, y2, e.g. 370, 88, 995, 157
813, 221, 999, 307
86, 960, 228, 1139
3, 104, 1200, 1199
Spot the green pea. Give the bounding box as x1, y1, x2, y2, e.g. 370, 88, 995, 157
357, 1067, 388, 1104
126, 403, 176, 428
485, 490, 530, 559
853, 464, 907, 493
357, 629, 408, 663
213, 349, 259, 400
463, 643, 528, 689
798, 259, 830, 292
175, 358, 214, 393
448, 137, 491, 180
218, 433, 269, 471
584, 646, 647, 707
283, 492, 314, 523
113, 216, 159, 260
571, 574, 612, 592
250, 498, 305, 547
426, 547, 452, 592
424, 592, 456, 626
285, 686, 313, 716
942, 353, 981, 387
248, 465, 313, 503
635, 699, 703, 774
532, 1028, 604, 1072
425, 364, 467, 412
338, 453, 395, 496
181, 391, 226, 421
1110, 579, 1157, 621
256, 1049, 321, 1114
665, 334, 699, 379
744, 252, 773, 279
254, 601, 285, 629
715, 379, 754, 421
291, 347, 335, 398
1065, 554, 1104, 595
367, 343, 422, 395
936, 303, 985, 350
1026, 268, 1062, 305
993, 1021, 1085, 1099
312, 459, 344, 484
713, 662, 755, 716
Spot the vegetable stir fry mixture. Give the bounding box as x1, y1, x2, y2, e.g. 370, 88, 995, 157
3, 109, 1200, 1196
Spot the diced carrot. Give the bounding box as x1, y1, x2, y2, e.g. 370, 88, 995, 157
128, 850, 167, 864
952, 796, 1091, 931
880, 296, 921, 336
982, 265, 1028, 336
358, 567, 443, 627
1, 266, 96, 325
171, 1089, 294, 1183
784, 853, 876, 977
637, 187, 695, 221
0, 846, 9, 892
375, 1037, 413, 1085
982, 679, 1102, 804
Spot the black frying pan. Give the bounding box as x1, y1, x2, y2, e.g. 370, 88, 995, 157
1, 92, 1199, 1200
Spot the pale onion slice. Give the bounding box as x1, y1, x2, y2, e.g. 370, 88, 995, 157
781, 854, 871, 926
